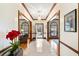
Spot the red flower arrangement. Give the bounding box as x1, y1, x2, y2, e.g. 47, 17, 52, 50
6, 30, 21, 55
6, 30, 20, 41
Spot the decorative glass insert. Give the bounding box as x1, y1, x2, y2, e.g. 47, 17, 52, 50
20, 19, 29, 35
50, 22, 57, 37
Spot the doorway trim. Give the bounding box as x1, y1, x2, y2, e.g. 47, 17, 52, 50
47, 10, 60, 56
35, 23, 44, 39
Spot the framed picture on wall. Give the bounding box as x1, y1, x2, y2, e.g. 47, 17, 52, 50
64, 9, 77, 32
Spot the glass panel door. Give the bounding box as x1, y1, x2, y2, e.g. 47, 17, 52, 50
35, 23, 44, 39
20, 19, 29, 35
50, 22, 58, 37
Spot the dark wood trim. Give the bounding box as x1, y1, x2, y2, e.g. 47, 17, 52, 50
33, 37, 36, 39
29, 21, 32, 42
43, 37, 47, 39
18, 10, 30, 21
32, 37, 46, 39
33, 19, 46, 20
58, 10, 60, 56
47, 11, 60, 56
60, 41, 79, 54
1, 49, 11, 56
47, 22, 49, 41
49, 10, 60, 21
33, 19, 37, 20
18, 10, 30, 31
18, 10, 32, 43
21, 3, 34, 20
0, 46, 11, 53
18, 10, 20, 31
18, 10, 30, 32
78, 3, 79, 56
41, 19, 46, 20
46, 3, 56, 20
35, 23, 44, 38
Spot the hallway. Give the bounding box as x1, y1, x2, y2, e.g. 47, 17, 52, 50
0, 3, 79, 56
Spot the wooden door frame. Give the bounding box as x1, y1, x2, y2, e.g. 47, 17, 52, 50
35, 23, 44, 39
18, 10, 32, 42
58, 10, 60, 56
78, 3, 79, 56
47, 10, 60, 56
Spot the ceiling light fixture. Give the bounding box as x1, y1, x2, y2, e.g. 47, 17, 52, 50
38, 15, 41, 20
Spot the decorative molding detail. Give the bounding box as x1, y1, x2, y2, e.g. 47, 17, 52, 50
18, 10, 30, 21
47, 11, 60, 56
46, 3, 56, 20
18, 10, 30, 31
21, 3, 34, 20
29, 21, 32, 42
60, 41, 79, 54
49, 10, 60, 21
21, 3, 56, 20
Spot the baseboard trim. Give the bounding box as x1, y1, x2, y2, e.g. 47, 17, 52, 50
0, 46, 11, 53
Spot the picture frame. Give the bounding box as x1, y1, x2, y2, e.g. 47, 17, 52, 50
64, 9, 77, 32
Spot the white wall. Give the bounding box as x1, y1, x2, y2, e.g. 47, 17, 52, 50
0, 3, 18, 50
60, 3, 78, 50
60, 43, 78, 56
46, 3, 78, 56
0, 3, 33, 51
60, 3, 78, 55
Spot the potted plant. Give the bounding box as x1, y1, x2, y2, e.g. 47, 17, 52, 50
6, 30, 20, 56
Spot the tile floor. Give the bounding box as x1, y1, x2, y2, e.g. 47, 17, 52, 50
23, 39, 57, 56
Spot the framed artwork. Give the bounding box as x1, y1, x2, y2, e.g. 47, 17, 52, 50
64, 9, 77, 32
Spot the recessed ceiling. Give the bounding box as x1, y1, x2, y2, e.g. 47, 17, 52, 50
24, 3, 55, 19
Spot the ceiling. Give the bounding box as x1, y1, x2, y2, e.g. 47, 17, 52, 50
24, 3, 55, 20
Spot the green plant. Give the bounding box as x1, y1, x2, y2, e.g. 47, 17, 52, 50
6, 30, 20, 54
10, 41, 20, 53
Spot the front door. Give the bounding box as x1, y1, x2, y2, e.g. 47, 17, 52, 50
35, 23, 44, 39
35, 23, 44, 51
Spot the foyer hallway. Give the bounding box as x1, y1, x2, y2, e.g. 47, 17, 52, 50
0, 3, 79, 56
